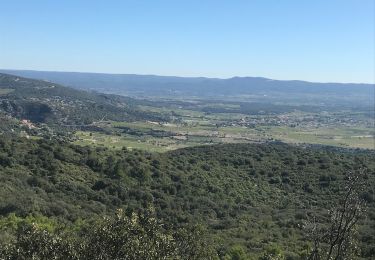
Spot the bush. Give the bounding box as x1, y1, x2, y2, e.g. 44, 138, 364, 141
0, 209, 218, 260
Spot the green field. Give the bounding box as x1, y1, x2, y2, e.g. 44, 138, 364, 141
269, 126, 374, 149
74, 131, 183, 152
74, 116, 374, 151
70, 98, 375, 151
0, 88, 14, 95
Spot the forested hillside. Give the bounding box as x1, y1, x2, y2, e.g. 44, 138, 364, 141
0, 73, 165, 125
0, 135, 374, 258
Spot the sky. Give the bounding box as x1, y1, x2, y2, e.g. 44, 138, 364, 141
0, 0, 374, 83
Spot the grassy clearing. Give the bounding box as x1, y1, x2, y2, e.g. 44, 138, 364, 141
269, 126, 374, 149
74, 122, 374, 152
74, 131, 193, 152
74, 104, 374, 152
74, 132, 232, 153
0, 88, 14, 95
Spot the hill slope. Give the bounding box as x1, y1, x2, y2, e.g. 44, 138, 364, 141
0, 73, 165, 125
0, 136, 374, 258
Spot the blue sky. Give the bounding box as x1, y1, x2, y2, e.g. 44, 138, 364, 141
0, 0, 374, 83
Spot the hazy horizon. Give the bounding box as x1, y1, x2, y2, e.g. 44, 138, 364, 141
1, 68, 374, 85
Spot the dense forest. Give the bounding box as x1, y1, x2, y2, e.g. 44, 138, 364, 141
0, 135, 374, 259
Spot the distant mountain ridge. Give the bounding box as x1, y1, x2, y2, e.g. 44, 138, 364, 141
1, 69, 373, 106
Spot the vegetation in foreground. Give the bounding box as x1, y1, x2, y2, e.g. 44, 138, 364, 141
0, 135, 374, 259
0, 208, 216, 260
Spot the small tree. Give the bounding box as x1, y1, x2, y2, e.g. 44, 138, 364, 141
306, 170, 366, 260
